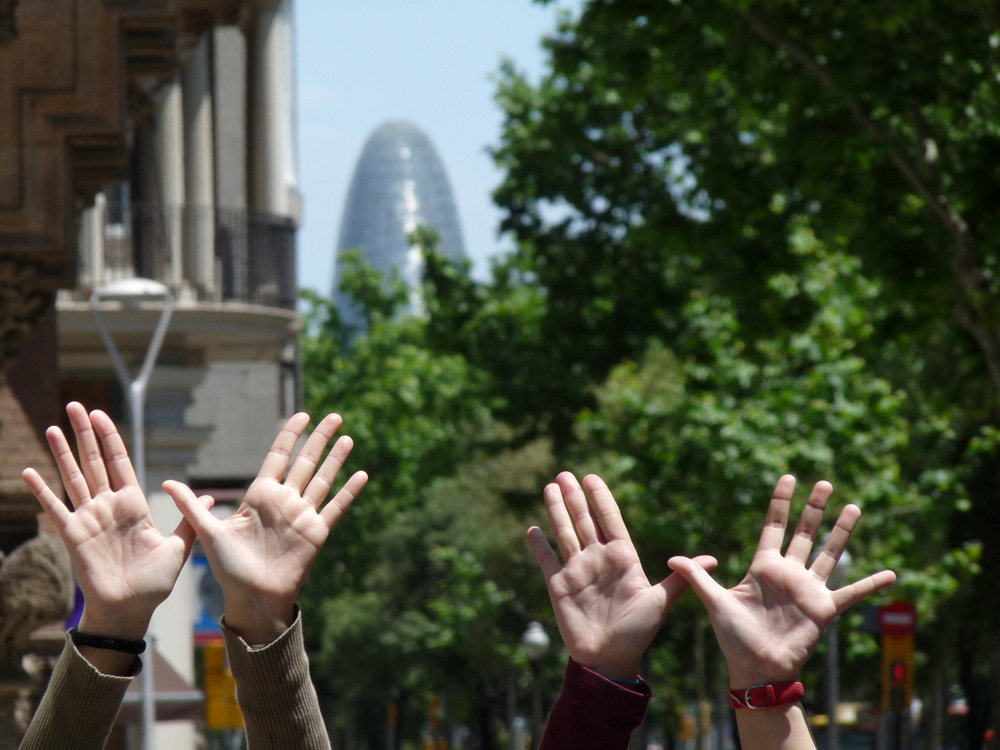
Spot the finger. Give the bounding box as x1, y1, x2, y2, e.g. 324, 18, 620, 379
526, 526, 563, 581
66, 402, 110, 496
46, 426, 91, 509
319, 470, 368, 529
810, 504, 861, 582
831, 570, 897, 614
557, 471, 601, 548
90, 410, 139, 490
657, 554, 719, 609
588, 504, 608, 545
258, 413, 311, 481
286, 413, 343, 494
756, 474, 797, 554
667, 555, 727, 610
304, 433, 353, 507
169, 493, 216, 554
582, 474, 630, 543
543, 478, 580, 560
785, 480, 834, 564
22, 468, 72, 529
163, 480, 219, 540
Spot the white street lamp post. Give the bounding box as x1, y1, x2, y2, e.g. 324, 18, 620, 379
90, 277, 174, 750
90, 278, 175, 493
522, 622, 550, 750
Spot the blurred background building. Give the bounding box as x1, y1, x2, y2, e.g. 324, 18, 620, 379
0, 0, 300, 746
333, 119, 466, 326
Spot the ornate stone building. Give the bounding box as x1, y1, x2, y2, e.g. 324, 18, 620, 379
0, 1, 301, 746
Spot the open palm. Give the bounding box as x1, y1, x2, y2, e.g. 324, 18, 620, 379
165, 412, 367, 643
528, 472, 715, 680
669, 475, 896, 687
22, 403, 199, 638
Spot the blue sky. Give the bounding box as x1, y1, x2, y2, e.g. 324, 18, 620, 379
293, 0, 581, 293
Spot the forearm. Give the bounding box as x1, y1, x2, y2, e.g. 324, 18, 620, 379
728, 658, 816, 750
221, 589, 296, 646
728, 665, 815, 750
74, 606, 151, 677
20, 635, 138, 750
539, 659, 651, 750
223, 606, 331, 750
734, 703, 816, 750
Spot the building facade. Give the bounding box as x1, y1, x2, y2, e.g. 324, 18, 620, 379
0, 1, 300, 746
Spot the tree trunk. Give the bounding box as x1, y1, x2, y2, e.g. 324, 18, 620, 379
477, 686, 497, 750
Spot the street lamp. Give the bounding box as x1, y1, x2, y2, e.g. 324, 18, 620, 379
90, 276, 174, 750
522, 622, 550, 749
90, 277, 174, 494
825, 547, 853, 750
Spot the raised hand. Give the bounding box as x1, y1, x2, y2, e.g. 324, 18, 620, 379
527, 472, 716, 681
668, 475, 896, 688
164, 412, 367, 644
21, 403, 203, 671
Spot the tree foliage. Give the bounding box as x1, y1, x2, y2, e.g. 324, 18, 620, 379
301, 256, 559, 748
302, 2, 1000, 746
487, 0, 1000, 743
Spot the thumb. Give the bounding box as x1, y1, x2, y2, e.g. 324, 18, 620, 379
667, 555, 726, 610
163, 480, 218, 541
657, 554, 718, 607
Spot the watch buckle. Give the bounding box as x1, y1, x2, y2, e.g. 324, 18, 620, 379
743, 684, 769, 710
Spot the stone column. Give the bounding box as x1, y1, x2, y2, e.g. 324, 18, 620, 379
212, 25, 248, 302
249, 0, 299, 221
77, 193, 106, 290
153, 78, 185, 286
213, 25, 247, 213
181, 31, 216, 298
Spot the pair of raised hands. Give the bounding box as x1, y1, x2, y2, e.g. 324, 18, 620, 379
22, 402, 367, 671
527, 472, 897, 689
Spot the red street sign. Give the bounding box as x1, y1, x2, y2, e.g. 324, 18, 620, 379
878, 600, 917, 637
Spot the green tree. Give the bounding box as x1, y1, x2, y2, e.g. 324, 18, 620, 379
484, 1, 999, 744
495, 0, 998, 401
419, 218, 966, 743
301, 254, 558, 749
302, 4, 1000, 740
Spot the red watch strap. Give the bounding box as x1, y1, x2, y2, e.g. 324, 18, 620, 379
728, 681, 804, 709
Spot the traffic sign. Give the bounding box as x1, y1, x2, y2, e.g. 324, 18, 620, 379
878, 600, 917, 637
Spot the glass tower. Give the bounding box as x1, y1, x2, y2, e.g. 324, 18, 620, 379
333, 119, 466, 325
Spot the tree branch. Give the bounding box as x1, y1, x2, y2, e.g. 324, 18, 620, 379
738, 8, 968, 243
734, 6, 1000, 397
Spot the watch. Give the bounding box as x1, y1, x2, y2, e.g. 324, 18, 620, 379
728, 681, 805, 709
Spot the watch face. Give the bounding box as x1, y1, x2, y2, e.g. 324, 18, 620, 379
199, 566, 226, 621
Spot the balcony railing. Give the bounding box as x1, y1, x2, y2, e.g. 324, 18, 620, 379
77, 200, 297, 310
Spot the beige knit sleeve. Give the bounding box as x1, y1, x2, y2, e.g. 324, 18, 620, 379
223, 607, 331, 750
19, 633, 138, 750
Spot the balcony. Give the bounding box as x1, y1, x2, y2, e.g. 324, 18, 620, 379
75, 201, 297, 310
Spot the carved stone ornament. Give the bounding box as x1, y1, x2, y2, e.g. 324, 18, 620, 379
0, 533, 74, 674
0, 261, 56, 372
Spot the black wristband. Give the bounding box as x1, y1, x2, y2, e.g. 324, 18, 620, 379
69, 627, 146, 655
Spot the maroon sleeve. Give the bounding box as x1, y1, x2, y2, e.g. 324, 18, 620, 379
539, 659, 652, 750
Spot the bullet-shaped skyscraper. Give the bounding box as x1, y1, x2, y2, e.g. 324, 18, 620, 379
334, 120, 466, 325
